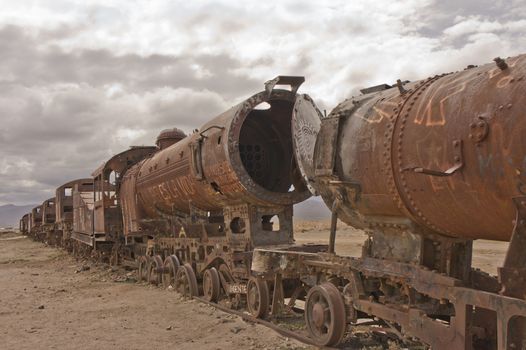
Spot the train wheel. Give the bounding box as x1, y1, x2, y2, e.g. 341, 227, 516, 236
137, 256, 150, 281
175, 263, 198, 298
304, 282, 347, 346
147, 255, 163, 285
202, 267, 221, 302
246, 277, 269, 319
162, 255, 180, 289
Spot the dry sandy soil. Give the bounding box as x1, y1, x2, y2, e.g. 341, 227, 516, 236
295, 220, 508, 275
0, 223, 508, 350
0, 231, 308, 350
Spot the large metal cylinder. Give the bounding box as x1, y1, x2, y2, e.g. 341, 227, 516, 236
124, 79, 320, 222
314, 54, 526, 241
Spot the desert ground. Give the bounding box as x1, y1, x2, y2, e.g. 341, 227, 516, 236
0, 231, 309, 350
295, 220, 508, 275
0, 222, 508, 350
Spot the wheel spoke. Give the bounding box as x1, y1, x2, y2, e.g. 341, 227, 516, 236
312, 293, 320, 303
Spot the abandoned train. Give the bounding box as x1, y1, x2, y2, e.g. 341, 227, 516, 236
21, 55, 526, 349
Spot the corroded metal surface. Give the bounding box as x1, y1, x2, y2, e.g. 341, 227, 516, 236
55, 179, 93, 226
292, 94, 322, 195
19, 213, 29, 234
124, 88, 314, 225
29, 205, 42, 233
41, 198, 56, 225
91, 146, 156, 242
314, 54, 526, 242
55, 178, 93, 245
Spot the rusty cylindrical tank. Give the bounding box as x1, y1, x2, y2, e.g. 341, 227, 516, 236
313, 54, 526, 241
121, 76, 321, 227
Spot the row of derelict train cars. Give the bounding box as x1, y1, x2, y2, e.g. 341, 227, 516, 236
20, 55, 526, 349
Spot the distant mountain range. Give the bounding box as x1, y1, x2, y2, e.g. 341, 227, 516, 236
294, 197, 331, 221
0, 197, 330, 229
0, 204, 37, 229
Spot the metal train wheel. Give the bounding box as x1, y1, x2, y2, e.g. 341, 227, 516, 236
202, 267, 221, 302
175, 263, 198, 298
137, 256, 150, 281
147, 255, 163, 285
246, 277, 269, 319
162, 255, 180, 289
304, 282, 347, 346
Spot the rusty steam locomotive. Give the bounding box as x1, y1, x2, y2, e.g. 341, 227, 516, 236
21, 55, 526, 349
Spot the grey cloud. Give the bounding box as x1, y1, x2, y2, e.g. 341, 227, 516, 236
417, 0, 526, 38
0, 25, 260, 98
0, 80, 232, 204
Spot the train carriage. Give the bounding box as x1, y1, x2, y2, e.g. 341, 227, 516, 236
29, 205, 43, 240
19, 213, 29, 234
55, 178, 93, 250
40, 197, 57, 245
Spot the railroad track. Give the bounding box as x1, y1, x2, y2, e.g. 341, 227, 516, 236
191, 296, 425, 349
193, 296, 324, 348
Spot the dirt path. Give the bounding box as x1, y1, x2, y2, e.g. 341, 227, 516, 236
0, 234, 308, 350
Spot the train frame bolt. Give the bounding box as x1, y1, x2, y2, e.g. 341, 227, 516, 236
396, 79, 407, 94
494, 57, 508, 70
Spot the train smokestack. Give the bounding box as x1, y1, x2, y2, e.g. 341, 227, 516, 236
156, 128, 186, 150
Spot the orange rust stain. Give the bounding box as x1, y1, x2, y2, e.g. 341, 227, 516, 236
369, 106, 390, 123
497, 75, 514, 88
435, 82, 466, 126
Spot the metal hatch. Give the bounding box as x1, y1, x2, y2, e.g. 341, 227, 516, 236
292, 94, 322, 195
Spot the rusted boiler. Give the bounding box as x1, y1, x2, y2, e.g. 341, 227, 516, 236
315, 55, 525, 242
121, 76, 318, 240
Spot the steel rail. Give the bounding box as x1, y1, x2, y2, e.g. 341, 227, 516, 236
192, 296, 328, 348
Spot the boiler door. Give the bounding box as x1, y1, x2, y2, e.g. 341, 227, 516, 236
292, 94, 322, 195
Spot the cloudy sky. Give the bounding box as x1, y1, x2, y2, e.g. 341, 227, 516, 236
1, 0, 525, 205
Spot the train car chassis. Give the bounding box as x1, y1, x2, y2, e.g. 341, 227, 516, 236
249, 199, 526, 349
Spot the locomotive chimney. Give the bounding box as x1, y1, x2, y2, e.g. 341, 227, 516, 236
156, 128, 186, 150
